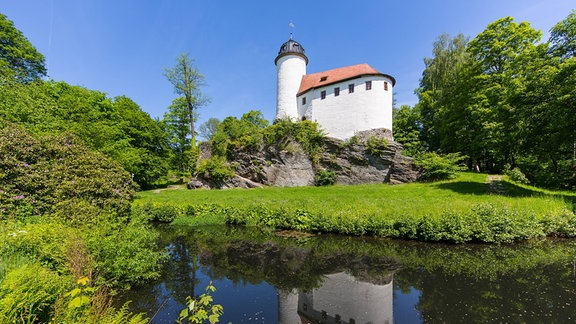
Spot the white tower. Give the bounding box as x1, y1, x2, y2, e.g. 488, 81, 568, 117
275, 36, 308, 121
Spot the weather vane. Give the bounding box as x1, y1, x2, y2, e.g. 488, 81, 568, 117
289, 20, 295, 39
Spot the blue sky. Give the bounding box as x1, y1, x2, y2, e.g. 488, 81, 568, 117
2, 1, 574, 126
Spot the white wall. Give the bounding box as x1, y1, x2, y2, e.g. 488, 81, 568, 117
276, 55, 306, 121
298, 75, 394, 139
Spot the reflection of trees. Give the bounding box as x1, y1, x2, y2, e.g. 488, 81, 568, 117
118, 225, 576, 322
399, 262, 576, 322
192, 228, 401, 291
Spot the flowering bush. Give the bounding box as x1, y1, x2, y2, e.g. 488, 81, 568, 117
0, 124, 135, 220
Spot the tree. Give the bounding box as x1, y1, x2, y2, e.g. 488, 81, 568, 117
164, 54, 209, 149
0, 13, 47, 83
550, 10, 576, 60
416, 33, 470, 152
162, 97, 196, 176
392, 105, 423, 156
198, 118, 220, 142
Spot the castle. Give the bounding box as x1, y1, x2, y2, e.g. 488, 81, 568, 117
275, 36, 396, 140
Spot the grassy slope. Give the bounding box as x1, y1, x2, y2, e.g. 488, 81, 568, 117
136, 172, 573, 222
133, 173, 576, 242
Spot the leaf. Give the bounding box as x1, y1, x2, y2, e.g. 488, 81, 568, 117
68, 295, 90, 309
77, 276, 89, 286
64, 288, 81, 298
179, 308, 189, 319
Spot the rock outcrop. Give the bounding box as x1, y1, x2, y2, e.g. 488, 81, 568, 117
188, 128, 419, 189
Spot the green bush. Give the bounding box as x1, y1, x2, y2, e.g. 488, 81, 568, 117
414, 152, 467, 181
0, 263, 71, 323
0, 124, 135, 220
195, 156, 235, 182
366, 136, 389, 156
503, 164, 530, 184
315, 169, 337, 186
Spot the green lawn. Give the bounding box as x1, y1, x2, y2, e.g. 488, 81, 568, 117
134, 172, 576, 243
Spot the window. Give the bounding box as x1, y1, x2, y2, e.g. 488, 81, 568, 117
384, 81, 388, 91
334, 87, 340, 96
348, 84, 355, 93
366, 80, 372, 90
320, 90, 326, 100
302, 97, 306, 105
320, 76, 328, 82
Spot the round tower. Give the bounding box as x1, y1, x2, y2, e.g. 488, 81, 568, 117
275, 37, 308, 121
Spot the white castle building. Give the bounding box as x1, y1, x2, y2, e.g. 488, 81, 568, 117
275, 37, 396, 140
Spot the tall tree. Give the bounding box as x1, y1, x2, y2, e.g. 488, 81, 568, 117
416, 33, 470, 152
162, 97, 195, 176
0, 13, 47, 83
466, 17, 542, 169
198, 117, 220, 142
550, 10, 576, 60
164, 53, 209, 149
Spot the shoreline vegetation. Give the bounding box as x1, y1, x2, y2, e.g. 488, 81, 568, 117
134, 172, 576, 244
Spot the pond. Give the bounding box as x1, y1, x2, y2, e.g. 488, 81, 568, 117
117, 225, 576, 323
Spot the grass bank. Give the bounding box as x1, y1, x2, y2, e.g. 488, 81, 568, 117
133, 173, 576, 243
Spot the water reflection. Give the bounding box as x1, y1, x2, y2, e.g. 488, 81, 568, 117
118, 225, 576, 323
278, 272, 393, 323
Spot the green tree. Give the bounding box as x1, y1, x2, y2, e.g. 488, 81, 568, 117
550, 9, 576, 60
392, 105, 423, 156
198, 117, 220, 142
162, 97, 195, 176
164, 54, 209, 149
416, 33, 470, 152
0, 13, 47, 83
466, 17, 543, 170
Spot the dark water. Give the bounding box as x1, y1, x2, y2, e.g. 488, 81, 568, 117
118, 225, 576, 323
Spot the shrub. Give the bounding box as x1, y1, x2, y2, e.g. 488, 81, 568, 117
503, 164, 530, 184
195, 156, 235, 182
0, 124, 135, 220
414, 152, 467, 181
0, 263, 71, 323
366, 136, 389, 156
315, 169, 337, 186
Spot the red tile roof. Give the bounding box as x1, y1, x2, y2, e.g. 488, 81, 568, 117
297, 63, 395, 96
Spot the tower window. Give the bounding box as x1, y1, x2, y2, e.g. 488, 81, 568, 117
366, 80, 372, 90
334, 87, 340, 96
348, 84, 355, 93
320, 90, 326, 100
384, 82, 389, 91
302, 97, 306, 105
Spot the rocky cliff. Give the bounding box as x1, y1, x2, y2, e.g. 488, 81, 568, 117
188, 128, 419, 189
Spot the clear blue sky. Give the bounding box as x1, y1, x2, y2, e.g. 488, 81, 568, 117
3, 1, 574, 125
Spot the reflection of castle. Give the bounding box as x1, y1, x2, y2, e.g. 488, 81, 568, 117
278, 272, 393, 324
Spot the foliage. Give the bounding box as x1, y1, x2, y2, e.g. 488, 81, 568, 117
0, 81, 169, 189
414, 13, 576, 189
0, 263, 70, 323
198, 117, 221, 141
211, 110, 268, 157
177, 281, 224, 324
164, 53, 209, 149
0, 124, 135, 219
503, 164, 530, 184
195, 156, 235, 183
0, 13, 47, 83
414, 152, 467, 181
366, 135, 389, 156
315, 169, 337, 186
136, 172, 576, 243
262, 118, 325, 158
392, 105, 424, 156
84, 220, 165, 290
